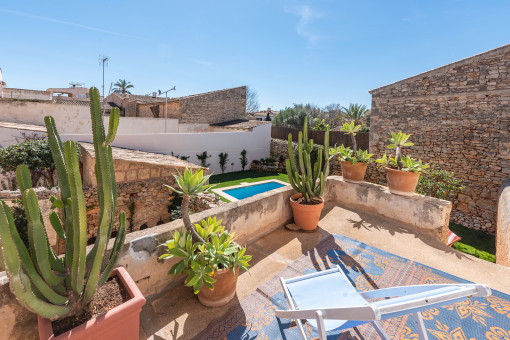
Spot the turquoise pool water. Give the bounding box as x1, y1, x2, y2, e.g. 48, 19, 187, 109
223, 181, 286, 200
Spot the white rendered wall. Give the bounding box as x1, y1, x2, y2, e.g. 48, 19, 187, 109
0, 101, 180, 134
61, 124, 271, 174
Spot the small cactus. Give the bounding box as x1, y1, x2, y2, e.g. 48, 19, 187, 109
0, 87, 126, 320
286, 117, 330, 203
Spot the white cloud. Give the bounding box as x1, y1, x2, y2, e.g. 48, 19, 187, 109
286, 5, 322, 45
0, 7, 137, 39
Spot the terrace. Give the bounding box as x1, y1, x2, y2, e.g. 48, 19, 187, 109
1, 174, 510, 339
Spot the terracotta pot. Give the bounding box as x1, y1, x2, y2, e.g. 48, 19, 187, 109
38, 267, 145, 340
341, 161, 367, 183
289, 193, 324, 231
198, 267, 238, 307
385, 167, 421, 196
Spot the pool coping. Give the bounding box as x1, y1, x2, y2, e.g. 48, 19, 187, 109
212, 179, 290, 202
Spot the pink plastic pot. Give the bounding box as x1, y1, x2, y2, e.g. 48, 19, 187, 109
38, 267, 145, 340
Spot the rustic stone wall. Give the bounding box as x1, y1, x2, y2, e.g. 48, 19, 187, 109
179, 86, 248, 124
369, 44, 510, 234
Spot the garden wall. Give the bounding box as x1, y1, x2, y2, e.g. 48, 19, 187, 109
497, 178, 510, 266
61, 123, 271, 174
369, 44, 510, 234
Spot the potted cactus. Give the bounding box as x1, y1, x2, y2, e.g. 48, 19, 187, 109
0, 87, 145, 340
286, 117, 330, 231
163, 168, 251, 307
376, 131, 429, 196
330, 121, 373, 183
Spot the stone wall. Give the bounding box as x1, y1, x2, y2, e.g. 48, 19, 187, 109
179, 86, 247, 124
369, 44, 510, 234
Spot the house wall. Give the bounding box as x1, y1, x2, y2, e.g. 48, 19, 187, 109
0, 88, 52, 101
61, 123, 271, 174
179, 86, 248, 124
369, 44, 510, 234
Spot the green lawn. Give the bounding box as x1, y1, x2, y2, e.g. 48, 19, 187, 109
210, 171, 289, 202
449, 223, 496, 263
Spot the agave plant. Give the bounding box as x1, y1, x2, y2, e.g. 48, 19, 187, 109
159, 217, 251, 294
165, 168, 214, 243
0, 87, 126, 320
340, 120, 362, 152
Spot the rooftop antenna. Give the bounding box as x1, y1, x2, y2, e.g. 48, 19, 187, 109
69, 82, 85, 88
98, 55, 109, 98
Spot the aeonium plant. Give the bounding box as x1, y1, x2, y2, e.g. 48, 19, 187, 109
329, 121, 373, 164
375, 131, 429, 173
159, 217, 252, 294
330, 145, 373, 165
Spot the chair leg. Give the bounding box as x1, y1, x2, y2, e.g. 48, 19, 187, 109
315, 311, 327, 340
412, 312, 429, 340
371, 321, 390, 340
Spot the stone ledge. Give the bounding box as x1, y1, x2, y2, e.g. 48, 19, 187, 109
325, 176, 452, 243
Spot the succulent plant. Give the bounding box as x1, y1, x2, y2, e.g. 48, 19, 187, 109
160, 216, 251, 294
375, 131, 429, 173
165, 168, 215, 243
286, 117, 330, 203
0, 87, 126, 320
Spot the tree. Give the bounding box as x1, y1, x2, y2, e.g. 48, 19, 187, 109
337, 103, 368, 126
112, 79, 134, 94
246, 87, 260, 113
272, 104, 322, 128
218, 152, 229, 173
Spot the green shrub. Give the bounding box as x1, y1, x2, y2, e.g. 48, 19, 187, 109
196, 151, 211, 168
273, 104, 321, 128
415, 164, 464, 201
219, 152, 229, 173
240, 150, 248, 171
0, 140, 55, 188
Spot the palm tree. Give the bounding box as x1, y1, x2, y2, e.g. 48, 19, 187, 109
337, 103, 368, 126
112, 79, 134, 94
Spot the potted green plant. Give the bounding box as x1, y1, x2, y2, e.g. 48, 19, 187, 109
330, 121, 373, 183
286, 117, 330, 231
376, 131, 429, 196
163, 168, 251, 307
0, 87, 145, 340
160, 216, 251, 307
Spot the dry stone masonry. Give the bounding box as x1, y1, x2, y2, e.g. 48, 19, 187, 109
368, 44, 510, 234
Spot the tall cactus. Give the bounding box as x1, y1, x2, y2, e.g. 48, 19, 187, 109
0, 87, 126, 320
286, 117, 330, 203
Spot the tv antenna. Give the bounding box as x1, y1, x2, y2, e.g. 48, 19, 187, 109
69, 82, 85, 88
98, 55, 109, 98
157, 86, 177, 133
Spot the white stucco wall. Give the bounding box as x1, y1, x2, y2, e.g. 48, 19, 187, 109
0, 101, 180, 135
61, 124, 271, 174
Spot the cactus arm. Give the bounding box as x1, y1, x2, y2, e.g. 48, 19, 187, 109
97, 212, 126, 288
106, 145, 117, 241
285, 160, 300, 192
44, 116, 70, 201
104, 108, 120, 146
64, 141, 87, 295
319, 172, 325, 197
49, 212, 66, 240
15, 165, 32, 192
83, 87, 115, 304
297, 132, 305, 174
323, 127, 330, 179
23, 190, 65, 287
0, 202, 68, 305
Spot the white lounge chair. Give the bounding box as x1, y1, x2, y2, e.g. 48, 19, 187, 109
275, 265, 491, 340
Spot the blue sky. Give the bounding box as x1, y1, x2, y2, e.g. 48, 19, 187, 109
1, 1, 509, 110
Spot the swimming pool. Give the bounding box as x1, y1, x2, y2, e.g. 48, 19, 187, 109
213, 179, 288, 201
